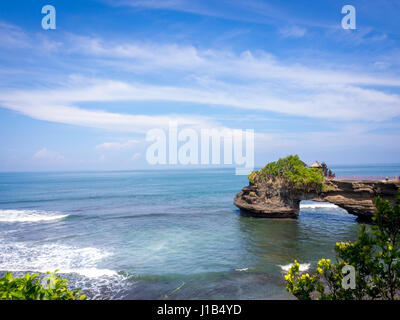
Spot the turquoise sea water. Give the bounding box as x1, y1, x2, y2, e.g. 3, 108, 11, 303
0, 165, 399, 299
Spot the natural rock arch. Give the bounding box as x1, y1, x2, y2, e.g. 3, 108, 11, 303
234, 179, 400, 221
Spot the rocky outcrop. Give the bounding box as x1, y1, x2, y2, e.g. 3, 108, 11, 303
234, 178, 400, 220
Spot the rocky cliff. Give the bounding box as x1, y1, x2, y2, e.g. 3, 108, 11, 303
234, 178, 400, 220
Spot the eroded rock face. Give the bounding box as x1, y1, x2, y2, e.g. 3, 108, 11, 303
234, 178, 400, 220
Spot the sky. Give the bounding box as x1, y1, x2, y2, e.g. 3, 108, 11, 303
0, 0, 399, 171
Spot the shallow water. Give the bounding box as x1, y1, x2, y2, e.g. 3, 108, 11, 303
0, 165, 399, 299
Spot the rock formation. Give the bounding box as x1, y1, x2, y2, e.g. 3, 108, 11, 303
234, 178, 400, 221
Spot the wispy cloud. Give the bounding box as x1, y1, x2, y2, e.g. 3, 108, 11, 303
0, 99, 216, 133
279, 26, 307, 38
325, 26, 388, 46
95, 139, 140, 150
2, 30, 396, 124
1, 47, 399, 124
0, 21, 30, 48
64, 34, 400, 86
131, 153, 141, 161
105, 0, 274, 22
2, 75, 400, 127
0, 22, 399, 166
33, 148, 65, 162
104, 0, 329, 29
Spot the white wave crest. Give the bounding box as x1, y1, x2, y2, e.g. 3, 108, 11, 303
300, 203, 339, 209
0, 242, 117, 279
0, 209, 69, 222
62, 268, 118, 278
280, 263, 310, 272
235, 267, 248, 272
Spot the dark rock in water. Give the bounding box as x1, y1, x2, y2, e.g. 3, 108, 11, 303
234, 178, 400, 221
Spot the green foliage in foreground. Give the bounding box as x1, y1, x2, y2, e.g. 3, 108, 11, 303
248, 155, 326, 192
285, 190, 400, 300
0, 271, 86, 300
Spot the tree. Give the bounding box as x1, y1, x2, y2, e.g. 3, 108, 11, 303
285, 190, 400, 300
0, 271, 86, 300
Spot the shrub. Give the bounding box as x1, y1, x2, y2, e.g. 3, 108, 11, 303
0, 271, 86, 300
285, 190, 400, 300
248, 155, 326, 192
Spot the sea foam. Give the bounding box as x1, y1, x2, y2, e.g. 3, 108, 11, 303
300, 203, 339, 209
0, 242, 117, 278
0, 209, 69, 222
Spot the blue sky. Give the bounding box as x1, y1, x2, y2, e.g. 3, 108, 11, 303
0, 0, 399, 171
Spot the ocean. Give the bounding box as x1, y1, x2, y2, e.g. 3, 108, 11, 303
1, 165, 399, 299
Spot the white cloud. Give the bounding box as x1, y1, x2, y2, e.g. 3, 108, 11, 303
104, 0, 329, 29
0, 21, 30, 48
131, 153, 141, 161
0, 20, 62, 52
95, 139, 140, 150
1, 74, 399, 125
33, 148, 65, 161
0, 94, 217, 133
66, 35, 400, 87
41, 35, 399, 122
279, 26, 307, 38
0, 28, 399, 148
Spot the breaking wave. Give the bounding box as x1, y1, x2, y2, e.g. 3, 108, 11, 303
300, 203, 339, 209
0, 241, 127, 299
0, 242, 115, 276
0, 209, 69, 223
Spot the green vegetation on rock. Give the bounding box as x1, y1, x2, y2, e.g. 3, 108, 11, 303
285, 190, 400, 300
248, 155, 326, 192
0, 271, 86, 300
